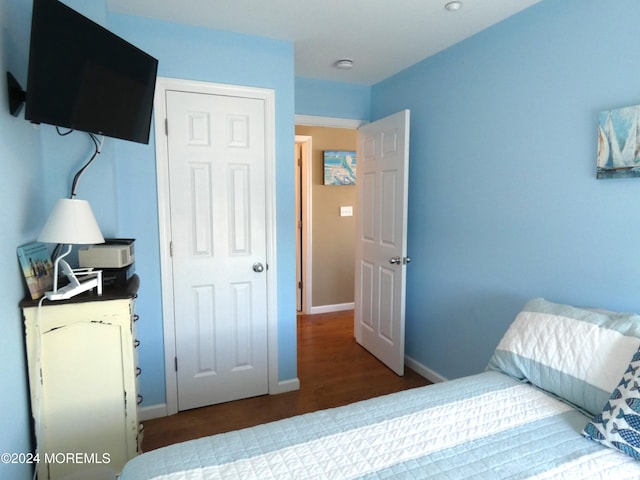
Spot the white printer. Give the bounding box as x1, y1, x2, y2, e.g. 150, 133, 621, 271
79, 239, 135, 290
79, 239, 135, 268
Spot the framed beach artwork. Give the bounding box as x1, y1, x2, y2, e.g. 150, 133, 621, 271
597, 103, 640, 179
324, 150, 356, 185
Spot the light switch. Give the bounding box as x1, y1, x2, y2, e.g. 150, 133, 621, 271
340, 206, 353, 217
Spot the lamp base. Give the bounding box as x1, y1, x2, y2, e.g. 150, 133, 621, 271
44, 277, 100, 301
44, 268, 103, 301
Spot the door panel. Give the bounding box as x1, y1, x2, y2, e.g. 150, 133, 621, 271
166, 90, 268, 410
355, 110, 410, 376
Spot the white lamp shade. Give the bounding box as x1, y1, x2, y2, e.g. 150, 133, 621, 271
38, 198, 105, 245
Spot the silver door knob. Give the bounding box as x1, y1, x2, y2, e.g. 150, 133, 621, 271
389, 256, 411, 265
253, 262, 265, 273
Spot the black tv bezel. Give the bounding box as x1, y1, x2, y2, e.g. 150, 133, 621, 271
24, 0, 159, 145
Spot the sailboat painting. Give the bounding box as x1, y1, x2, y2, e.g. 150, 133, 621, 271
597, 104, 640, 179
324, 150, 356, 185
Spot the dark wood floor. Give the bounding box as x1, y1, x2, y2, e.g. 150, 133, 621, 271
141, 310, 431, 451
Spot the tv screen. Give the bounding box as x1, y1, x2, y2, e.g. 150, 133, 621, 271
25, 0, 158, 144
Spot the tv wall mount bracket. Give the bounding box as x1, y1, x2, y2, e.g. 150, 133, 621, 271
6, 72, 26, 117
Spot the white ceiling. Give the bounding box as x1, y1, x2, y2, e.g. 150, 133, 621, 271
106, 0, 542, 86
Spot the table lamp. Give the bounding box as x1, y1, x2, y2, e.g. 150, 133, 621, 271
38, 198, 105, 300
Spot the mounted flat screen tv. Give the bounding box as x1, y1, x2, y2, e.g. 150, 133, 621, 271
25, 0, 159, 144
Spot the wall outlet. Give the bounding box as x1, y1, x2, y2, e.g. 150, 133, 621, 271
340, 206, 353, 217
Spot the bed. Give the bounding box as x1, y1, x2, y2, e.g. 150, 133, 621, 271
119, 298, 640, 479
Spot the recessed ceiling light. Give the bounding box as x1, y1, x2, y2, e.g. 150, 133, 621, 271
334, 59, 354, 70
445, 1, 462, 11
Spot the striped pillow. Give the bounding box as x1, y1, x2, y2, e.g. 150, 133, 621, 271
487, 298, 640, 415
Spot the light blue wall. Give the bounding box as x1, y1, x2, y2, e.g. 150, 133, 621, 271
7, 0, 638, 476
106, 14, 297, 402
0, 1, 43, 478
0, 2, 166, 477
35, 0, 120, 248
371, 0, 640, 380
1, 4, 296, 467
295, 77, 370, 120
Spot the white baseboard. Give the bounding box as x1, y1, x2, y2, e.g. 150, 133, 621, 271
139, 403, 168, 421
309, 302, 354, 314
270, 377, 300, 395
142, 362, 442, 422
140, 380, 301, 421
404, 355, 448, 384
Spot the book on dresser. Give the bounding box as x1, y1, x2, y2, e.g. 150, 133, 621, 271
16, 242, 54, 300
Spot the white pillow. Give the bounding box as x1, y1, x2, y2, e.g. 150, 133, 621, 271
487, 298, 640, 415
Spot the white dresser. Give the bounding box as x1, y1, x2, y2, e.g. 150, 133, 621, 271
21, 276, 141, 480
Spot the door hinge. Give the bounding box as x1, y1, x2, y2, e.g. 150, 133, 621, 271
298, 281, 303, 290
169, 241, 173, 257
174, 356, 178, 372
164, 118, 169, 136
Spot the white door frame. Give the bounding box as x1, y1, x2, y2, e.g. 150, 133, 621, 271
294, 115, 367, 314
295, 135, 313, 314
155, 77, 279, 416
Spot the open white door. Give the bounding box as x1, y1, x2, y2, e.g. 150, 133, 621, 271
354, 110, 410, 375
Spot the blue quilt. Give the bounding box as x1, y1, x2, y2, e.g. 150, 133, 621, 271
119, 371, 640, 479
